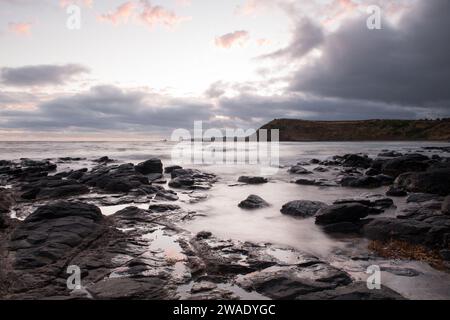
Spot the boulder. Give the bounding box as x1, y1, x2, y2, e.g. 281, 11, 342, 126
8, 201, 103, 269
288, 165, 311, 175
341, 154, 372, 169
280, 200, 327, 218
363, 218, 431, 245
315, 203, 371, 225
340, 175, 392, 188
381, 154, 429, 177
395, 168, 450, 196
135, 158, 163, 175
238, 195, 270, 209
164, 165, 182, 174
237, 176, 268, 184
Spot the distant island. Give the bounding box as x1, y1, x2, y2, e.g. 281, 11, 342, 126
256, 118, 450, 141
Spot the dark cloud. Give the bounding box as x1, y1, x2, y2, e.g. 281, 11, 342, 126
0, 85, 214, 132
260, 18, 324, 60
289, 0, 450, 107
0, 64, 89, 87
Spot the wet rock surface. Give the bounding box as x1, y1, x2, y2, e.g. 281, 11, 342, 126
280, 200, 327, 218
4, 148, 450, 299
238, 195, 270, 209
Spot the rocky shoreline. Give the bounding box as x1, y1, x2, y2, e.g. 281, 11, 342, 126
1, 148, 449, 300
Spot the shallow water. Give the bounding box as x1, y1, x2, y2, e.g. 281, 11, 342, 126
2, 140, 450, 299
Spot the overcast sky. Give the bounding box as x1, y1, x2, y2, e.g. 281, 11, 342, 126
0, 0, 449, 140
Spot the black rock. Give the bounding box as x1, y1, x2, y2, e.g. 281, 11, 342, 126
135, 158, 163, 175
9, 201, 103, 269
164, 165, 182, 174
238, 195, 270, 209
377, 151, 403, 158
237, 176, 268, 184
395, 168, 450, 196
94, 156, 114, 163
154, 189, 179, 201
341, 154, 372, 169
148, 204, 180, 212
288, 165, 312, 175
196, 231, 212, 239
386, 186, 407, 197
315, 203, 371, 225
280, 200, 327, 218
381, 153, 429, 177
363, 218, 432, 245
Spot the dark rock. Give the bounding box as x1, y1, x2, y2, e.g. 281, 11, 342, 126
440, 249, 450, 261
236, 264, 352, 300
280, 200, 327, 218
310, 159, 320, 164
196, 231, 212, 239
67, 168, 88, 180
395, 168, 450, 196
386, 186, 407, 197
381, 153, 429, 177
148, 204, 180, 212
0, 189, 14, 213
237, 176, 268, 184
93, 156, 114, 163
87, 277, 172, 300
9, 201, 103, 269
322, 222, 361, 234
168, 169, 216, 190
164, 165, 182, 174
135, 158, 163, 175
442, 196, 450, 215
341, 154, 372, 169
294, 178, 336, 187
288, 165, 311, 175
313, 166, 329, 172
378, 151, 403, 158
316, 203, 371, 225
341, 176, 383, 188
300, 282, 404, 300
363, 218, 432, 245
81, 164, 149, 193
154, 189, 179, 201
407, 193, 441, 203
238, 195, 270, 209
381, 267, 421, 277
365, 168, 380, 176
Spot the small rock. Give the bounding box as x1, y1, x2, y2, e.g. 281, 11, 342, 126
237, 176, 268, 184
238, 195, 270, 209
135, 158, 163, 175
280, 200, 327, 218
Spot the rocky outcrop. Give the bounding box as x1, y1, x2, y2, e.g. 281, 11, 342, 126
81, 163, 149, 193
280, 200, 327, 218
315, 203, 373, 234
135, 159, 163, 175
168, 169, 216, 190
8, 201, 104, 269
381, 154, 430, 177
237, 176, 268, 184
238, 195, 270, 209
288, 165, 312, 175
395, 168, 450, 196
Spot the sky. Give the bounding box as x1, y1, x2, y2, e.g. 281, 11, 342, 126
0, 0, 449, 140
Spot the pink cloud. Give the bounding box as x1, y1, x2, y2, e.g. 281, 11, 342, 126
8, 22, 32, 35
139, 0, 191, 29
98, 1, 135, 25
256, 38, 271, 46
215, 30, 250, 48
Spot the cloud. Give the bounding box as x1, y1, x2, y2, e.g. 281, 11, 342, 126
0, 64, 89, 87
8, 22, 32, 35
139, 0, 190, 29
98, 1, 135, 25
215, 30, 250, 49
260, 18, 323, 59
288, 0, 450, 106
98, 1, 190, 29
0, 85, 214, 132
